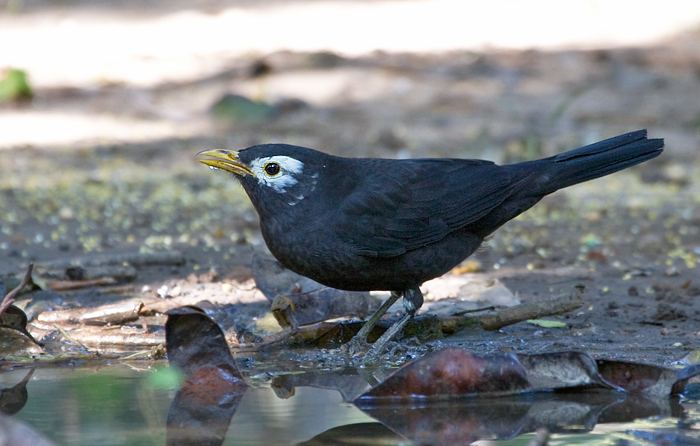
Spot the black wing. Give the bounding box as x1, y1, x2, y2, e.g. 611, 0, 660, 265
335, 158, 519, 258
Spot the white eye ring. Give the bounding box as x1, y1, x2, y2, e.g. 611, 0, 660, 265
263, 162, 281, 177
251, 156, 304, 193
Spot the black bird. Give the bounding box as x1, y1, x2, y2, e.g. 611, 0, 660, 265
198, 130, 663, 360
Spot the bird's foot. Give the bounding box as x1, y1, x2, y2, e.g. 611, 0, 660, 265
339, 336, 372, 357
362, 312, 412, 366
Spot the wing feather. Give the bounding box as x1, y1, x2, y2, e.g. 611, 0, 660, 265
336, 158, 517, 257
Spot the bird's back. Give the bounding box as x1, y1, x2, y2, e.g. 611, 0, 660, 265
257, 131, 662, 291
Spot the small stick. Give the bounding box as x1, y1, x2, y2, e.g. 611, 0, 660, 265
0, 264, 34, 317
451, 305, 497, 316
478, 287, 584, 331
47, 277, 117, 291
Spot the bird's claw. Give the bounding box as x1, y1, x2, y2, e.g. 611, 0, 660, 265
339, 337, 371, 357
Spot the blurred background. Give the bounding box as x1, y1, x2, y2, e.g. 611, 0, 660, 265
0, 0, 698, 274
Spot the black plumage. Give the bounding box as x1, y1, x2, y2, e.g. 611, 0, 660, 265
198, 129, 663, 358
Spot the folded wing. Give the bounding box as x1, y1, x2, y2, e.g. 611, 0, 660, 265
335, 158, 518, 257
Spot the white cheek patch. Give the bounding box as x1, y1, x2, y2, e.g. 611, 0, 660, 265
250, 156, 304, 193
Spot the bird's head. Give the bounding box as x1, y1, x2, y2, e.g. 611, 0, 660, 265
197, 143, 330, 215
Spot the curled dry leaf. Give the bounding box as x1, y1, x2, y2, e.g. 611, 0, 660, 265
165, 305, 243, 381
518, 351, 619, 391
0, 306, 43, 347
165, 306, 247, 446
596, 359, 700, 397
356, 348, 531, 403
0, 264, 34, 316
357, 349, 646, 404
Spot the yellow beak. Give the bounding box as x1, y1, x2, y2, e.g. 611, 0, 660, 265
196, 149, 254, 176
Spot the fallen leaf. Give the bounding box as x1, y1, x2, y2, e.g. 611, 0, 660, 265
527, 319, 567, 329
0, 305, 43, 347
165, 306, 247, 446
165, 306, 242, 380
356, 348, 531, 403
357, 348, 624, 404
518, 351, 618, 391
0, 68, 32, 103
210, 93, 274, 122
596, 359, 700, 397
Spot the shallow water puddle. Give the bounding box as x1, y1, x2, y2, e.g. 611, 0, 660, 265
1, 364, 699, 445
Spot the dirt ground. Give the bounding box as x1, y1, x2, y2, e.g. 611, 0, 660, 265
1, 25, 699, 371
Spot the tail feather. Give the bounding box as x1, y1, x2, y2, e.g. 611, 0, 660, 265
534, 129, 663, 195
474, 130, 663, 237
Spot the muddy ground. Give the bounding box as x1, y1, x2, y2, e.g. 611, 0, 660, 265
0, 32, 699, 373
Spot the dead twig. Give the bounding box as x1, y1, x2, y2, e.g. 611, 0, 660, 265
37, 301, 145, 325
451, 305, 497, 316
47, 277, 118, 291
0, 264, 34, 317
476, 286, 584, 331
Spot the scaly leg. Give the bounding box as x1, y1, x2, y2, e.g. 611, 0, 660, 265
343, 291, 402, 353
363, 287, 424, 365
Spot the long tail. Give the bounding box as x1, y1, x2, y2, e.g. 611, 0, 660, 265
529, 129, 664, 195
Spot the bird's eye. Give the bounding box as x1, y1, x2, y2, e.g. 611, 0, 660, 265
264, 162, 281, 176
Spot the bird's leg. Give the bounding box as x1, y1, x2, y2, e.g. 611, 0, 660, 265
342, 290, 402, 353
363, 287, 423, 365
